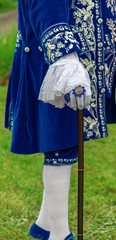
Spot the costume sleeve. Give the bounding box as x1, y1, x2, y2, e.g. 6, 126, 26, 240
38, 51, 91, 109
28, 0, 82, 66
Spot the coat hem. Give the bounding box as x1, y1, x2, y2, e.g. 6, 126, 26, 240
9, 133, 109, 155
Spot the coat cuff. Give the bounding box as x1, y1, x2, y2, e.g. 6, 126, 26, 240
40, 23, 82, 66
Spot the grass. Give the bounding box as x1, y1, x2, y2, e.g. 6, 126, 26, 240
0, 0, 17, 13
0, 86, 116, 240
0, 24, 17, 85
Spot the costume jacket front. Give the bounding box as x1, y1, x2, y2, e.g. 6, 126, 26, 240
4, 0, 116, 154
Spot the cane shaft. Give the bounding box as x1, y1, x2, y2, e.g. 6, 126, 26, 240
77, 109, 84, 240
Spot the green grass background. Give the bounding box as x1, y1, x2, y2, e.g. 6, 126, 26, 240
0, 24, 17, 85
0, 1, 17, 85
0, 86, 116, 240
0, 0, 17, 13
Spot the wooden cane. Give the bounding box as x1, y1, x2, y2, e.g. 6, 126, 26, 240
77, 109, 84, 240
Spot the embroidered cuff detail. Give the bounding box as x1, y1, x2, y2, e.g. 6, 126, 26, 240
70, 26, 90, 54
40, 23, 82, 66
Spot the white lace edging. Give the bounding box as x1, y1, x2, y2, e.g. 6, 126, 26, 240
38, 51, 91, 109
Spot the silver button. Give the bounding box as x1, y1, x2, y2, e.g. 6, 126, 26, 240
24, 47, 30, 53
98, 42, 103, 47
53, 160, 57, 164
99, 65, 104, 71
38, 46, 43, 52
98, 18, 103, 24
100, 88, 105, 94
55, 153, 59, 156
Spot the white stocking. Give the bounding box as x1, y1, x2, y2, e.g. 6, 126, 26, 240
36, 188, 50, 231
43, 165, 72, 240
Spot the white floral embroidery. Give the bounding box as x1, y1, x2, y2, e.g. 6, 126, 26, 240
70, 0, 101, 139
105, 16, 116, 94
106, 0, 116, 16
8, 102, 13, 131
41, 24, 80, 65
15, 30, 22, 52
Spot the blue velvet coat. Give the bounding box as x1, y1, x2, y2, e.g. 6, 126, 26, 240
4, 0, 116, 154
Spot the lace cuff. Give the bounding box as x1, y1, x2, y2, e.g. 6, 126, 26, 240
38, 51, 90, 109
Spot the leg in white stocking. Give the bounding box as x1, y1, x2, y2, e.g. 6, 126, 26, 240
43, 164, 72, 240
36, 188, 50, 231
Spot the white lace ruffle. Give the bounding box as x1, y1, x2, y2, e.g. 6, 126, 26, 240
38, 51, 91, 109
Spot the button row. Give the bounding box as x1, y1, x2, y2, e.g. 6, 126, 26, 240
97, 11, 105, 94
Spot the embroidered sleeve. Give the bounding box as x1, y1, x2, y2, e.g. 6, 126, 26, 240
28, 0, 82, 66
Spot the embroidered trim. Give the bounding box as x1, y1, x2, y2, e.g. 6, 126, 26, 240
104, 17, 116, 95
44, 157, 78, 165
106, 0, 116, 16
8, 102, 13, 131
70, 0, 108, 139
41, 22, 70, 38
15, 30, 22, 52
69, 0, 95, 54
40, 23, 81, 65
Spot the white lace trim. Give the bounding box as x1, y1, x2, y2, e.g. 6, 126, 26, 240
38, 51, 91, 109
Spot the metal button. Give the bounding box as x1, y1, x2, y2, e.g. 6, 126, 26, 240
38, 46, 43, 52
55, 153, 59, 156
24, 47, 30, 53
98, 18, 103, 24
99, 65, 104, 71
100, 88, 105, 94
98, 42, 103, 47
53, 161, 57, 164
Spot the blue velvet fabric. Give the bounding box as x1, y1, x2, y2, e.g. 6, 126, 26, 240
4, 0, 116, 155
44, 145, 78, 166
